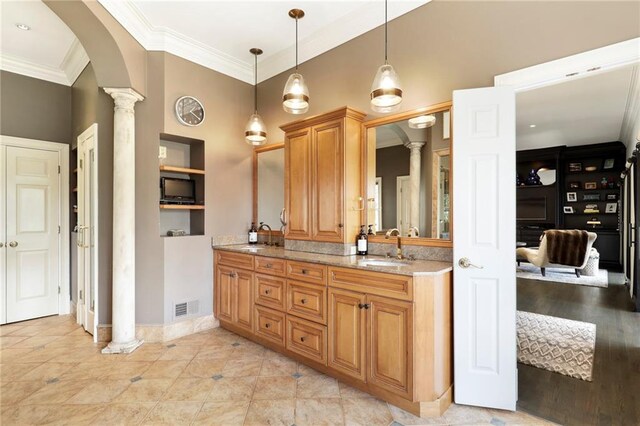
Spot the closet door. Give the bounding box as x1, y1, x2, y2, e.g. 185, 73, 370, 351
634, 163, 639, 311
5, 146, 60, 323
0, 146, 5, 324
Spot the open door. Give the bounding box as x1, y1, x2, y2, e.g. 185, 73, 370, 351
452, 86, 517, 410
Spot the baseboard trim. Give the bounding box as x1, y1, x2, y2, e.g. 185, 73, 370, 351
96, 314, 220, 343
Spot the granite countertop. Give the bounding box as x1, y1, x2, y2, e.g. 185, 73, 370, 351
214, 244, 452, 277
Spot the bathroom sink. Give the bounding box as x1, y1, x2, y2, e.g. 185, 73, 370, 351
358, 259, 410, 267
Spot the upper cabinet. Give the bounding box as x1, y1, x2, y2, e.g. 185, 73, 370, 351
281, 107, 367, 244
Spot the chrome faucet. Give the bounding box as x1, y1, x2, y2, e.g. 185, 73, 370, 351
385, 228, 403, 260
258, 222, 273, 246
408, 226, 420, 238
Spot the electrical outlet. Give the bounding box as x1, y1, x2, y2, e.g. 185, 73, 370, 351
159, 146, 167, 159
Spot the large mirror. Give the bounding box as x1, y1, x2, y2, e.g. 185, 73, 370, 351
253, 143, 285, 234
364, 102, 452, 245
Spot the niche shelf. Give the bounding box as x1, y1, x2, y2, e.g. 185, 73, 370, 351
159, 133, 206, 237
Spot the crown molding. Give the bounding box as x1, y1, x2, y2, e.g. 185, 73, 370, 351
0, 52, 70, 85
97, 0, 429, 85
98, 0, 254, 84
0, 38, 89, 86
61, 39, 90, 85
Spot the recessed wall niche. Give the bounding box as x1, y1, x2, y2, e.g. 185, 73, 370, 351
158, 133, 205, 237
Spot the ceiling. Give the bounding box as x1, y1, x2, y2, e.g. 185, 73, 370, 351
97, 0, 429, 84
0, 0, 89, 85
516, 65, 637, 151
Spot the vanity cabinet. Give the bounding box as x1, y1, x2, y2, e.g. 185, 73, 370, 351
213, 249, 453, 417
215, 264, 253, 332
282, 107, 367, 244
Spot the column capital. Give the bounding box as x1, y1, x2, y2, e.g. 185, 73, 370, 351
104, 87, 144, 109
404, 141, 426, 151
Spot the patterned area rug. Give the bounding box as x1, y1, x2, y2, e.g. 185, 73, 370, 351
517, 263, 608, 287
517, 311, 596, 381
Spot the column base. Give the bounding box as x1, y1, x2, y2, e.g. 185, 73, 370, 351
101, 339, 144, 354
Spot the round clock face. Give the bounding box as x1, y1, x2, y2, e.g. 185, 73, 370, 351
175, 96, 205, 126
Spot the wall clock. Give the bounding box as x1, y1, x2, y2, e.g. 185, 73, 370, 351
175, 96, 205, 126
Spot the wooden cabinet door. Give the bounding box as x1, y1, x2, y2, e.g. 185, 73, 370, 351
328, 288, 366, 381
312, 120, 344, 242
216, 265, 234, 323
235, 269, 254, 332
367, 295, 413, 399
285, 128, 312, 240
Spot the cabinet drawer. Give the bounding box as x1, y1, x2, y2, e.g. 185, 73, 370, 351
287, 261, 327, 285
286, 316, 327, 365
254, 306, 285, 347
215, 250, 254, 271
329, 267, 413, 301
255, 256, 286, 277
254, 274, 286, 311
287, 280, 327, 324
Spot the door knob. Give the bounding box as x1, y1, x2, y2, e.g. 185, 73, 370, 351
0, 242, 3, 248
8, 241, 18, 248
458, 257, 483, 269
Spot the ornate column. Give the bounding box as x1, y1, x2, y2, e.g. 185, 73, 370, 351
405, 141, 425, 236
102, 88, 144, 354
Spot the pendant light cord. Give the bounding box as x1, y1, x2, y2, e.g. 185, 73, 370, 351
384, 0, 388, 63
295, 16, 299, 71
254, 52, 258, 113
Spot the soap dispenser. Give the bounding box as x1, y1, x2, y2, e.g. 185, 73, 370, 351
356, 225, 368, 255
248, 222, 258, 245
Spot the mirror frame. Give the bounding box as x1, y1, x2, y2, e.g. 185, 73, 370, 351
253, 142, 285, 237
362, 101, 453, 248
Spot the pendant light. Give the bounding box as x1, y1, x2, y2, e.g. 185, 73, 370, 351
245, 48, 267, 146
370, 0, 402, 113
282, 9, 309, 114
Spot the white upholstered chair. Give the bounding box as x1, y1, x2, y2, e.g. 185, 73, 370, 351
516, 231, 597, 278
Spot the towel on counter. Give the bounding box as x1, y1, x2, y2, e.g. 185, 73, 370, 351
544, 229, 589, 267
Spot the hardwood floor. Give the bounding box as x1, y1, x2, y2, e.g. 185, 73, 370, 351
517, 277, 640, 425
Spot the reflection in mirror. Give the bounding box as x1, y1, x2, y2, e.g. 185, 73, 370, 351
255, 145, 284, 231
366, 107, 451, 240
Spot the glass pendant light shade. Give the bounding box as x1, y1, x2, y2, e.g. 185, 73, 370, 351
245, 113, 267, 146
283, 72, 309, 114
246, 47, 267, 146
370, 63, 402, 113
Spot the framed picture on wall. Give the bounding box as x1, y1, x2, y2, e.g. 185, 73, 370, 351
567, 192, 577, 202
605, 203, 618, 213
563, 206, 575, 214
568, 181, 581, 189
583, 193, 601, 201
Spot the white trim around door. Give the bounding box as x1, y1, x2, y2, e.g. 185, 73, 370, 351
0, 135, 70, 323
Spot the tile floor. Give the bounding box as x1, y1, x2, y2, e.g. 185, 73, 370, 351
1, 315, 552, 425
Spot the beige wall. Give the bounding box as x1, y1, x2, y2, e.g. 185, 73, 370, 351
258, 1, 640, 141
0, 71, 71, 144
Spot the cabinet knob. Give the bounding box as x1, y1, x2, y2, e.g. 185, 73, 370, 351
300, 298, 307, 305
338, 223, 343, 228
265, 323, 271, 329
264, 289, 271, 295
358, 303, 365, 309
8, 241, 18, 248
0, 242, 3, 248
265, 264, 272, 268
363, 303, 370, 310
300, 336, 306, 342
301, 269, 308, 275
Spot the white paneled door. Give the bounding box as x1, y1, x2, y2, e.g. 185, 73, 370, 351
5, 146, 60, 323
452, 87, 517, 411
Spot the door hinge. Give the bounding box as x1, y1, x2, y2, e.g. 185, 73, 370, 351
58, 225, 61, 234
79, 159, 83, 170
79, 290, 83, 300
58, 165, 61, 174
58, 286, 61, 294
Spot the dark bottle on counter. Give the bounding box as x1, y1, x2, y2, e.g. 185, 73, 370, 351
356, 225, 368, 255
248, 222, 258, 245
367, 225, 374, 235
